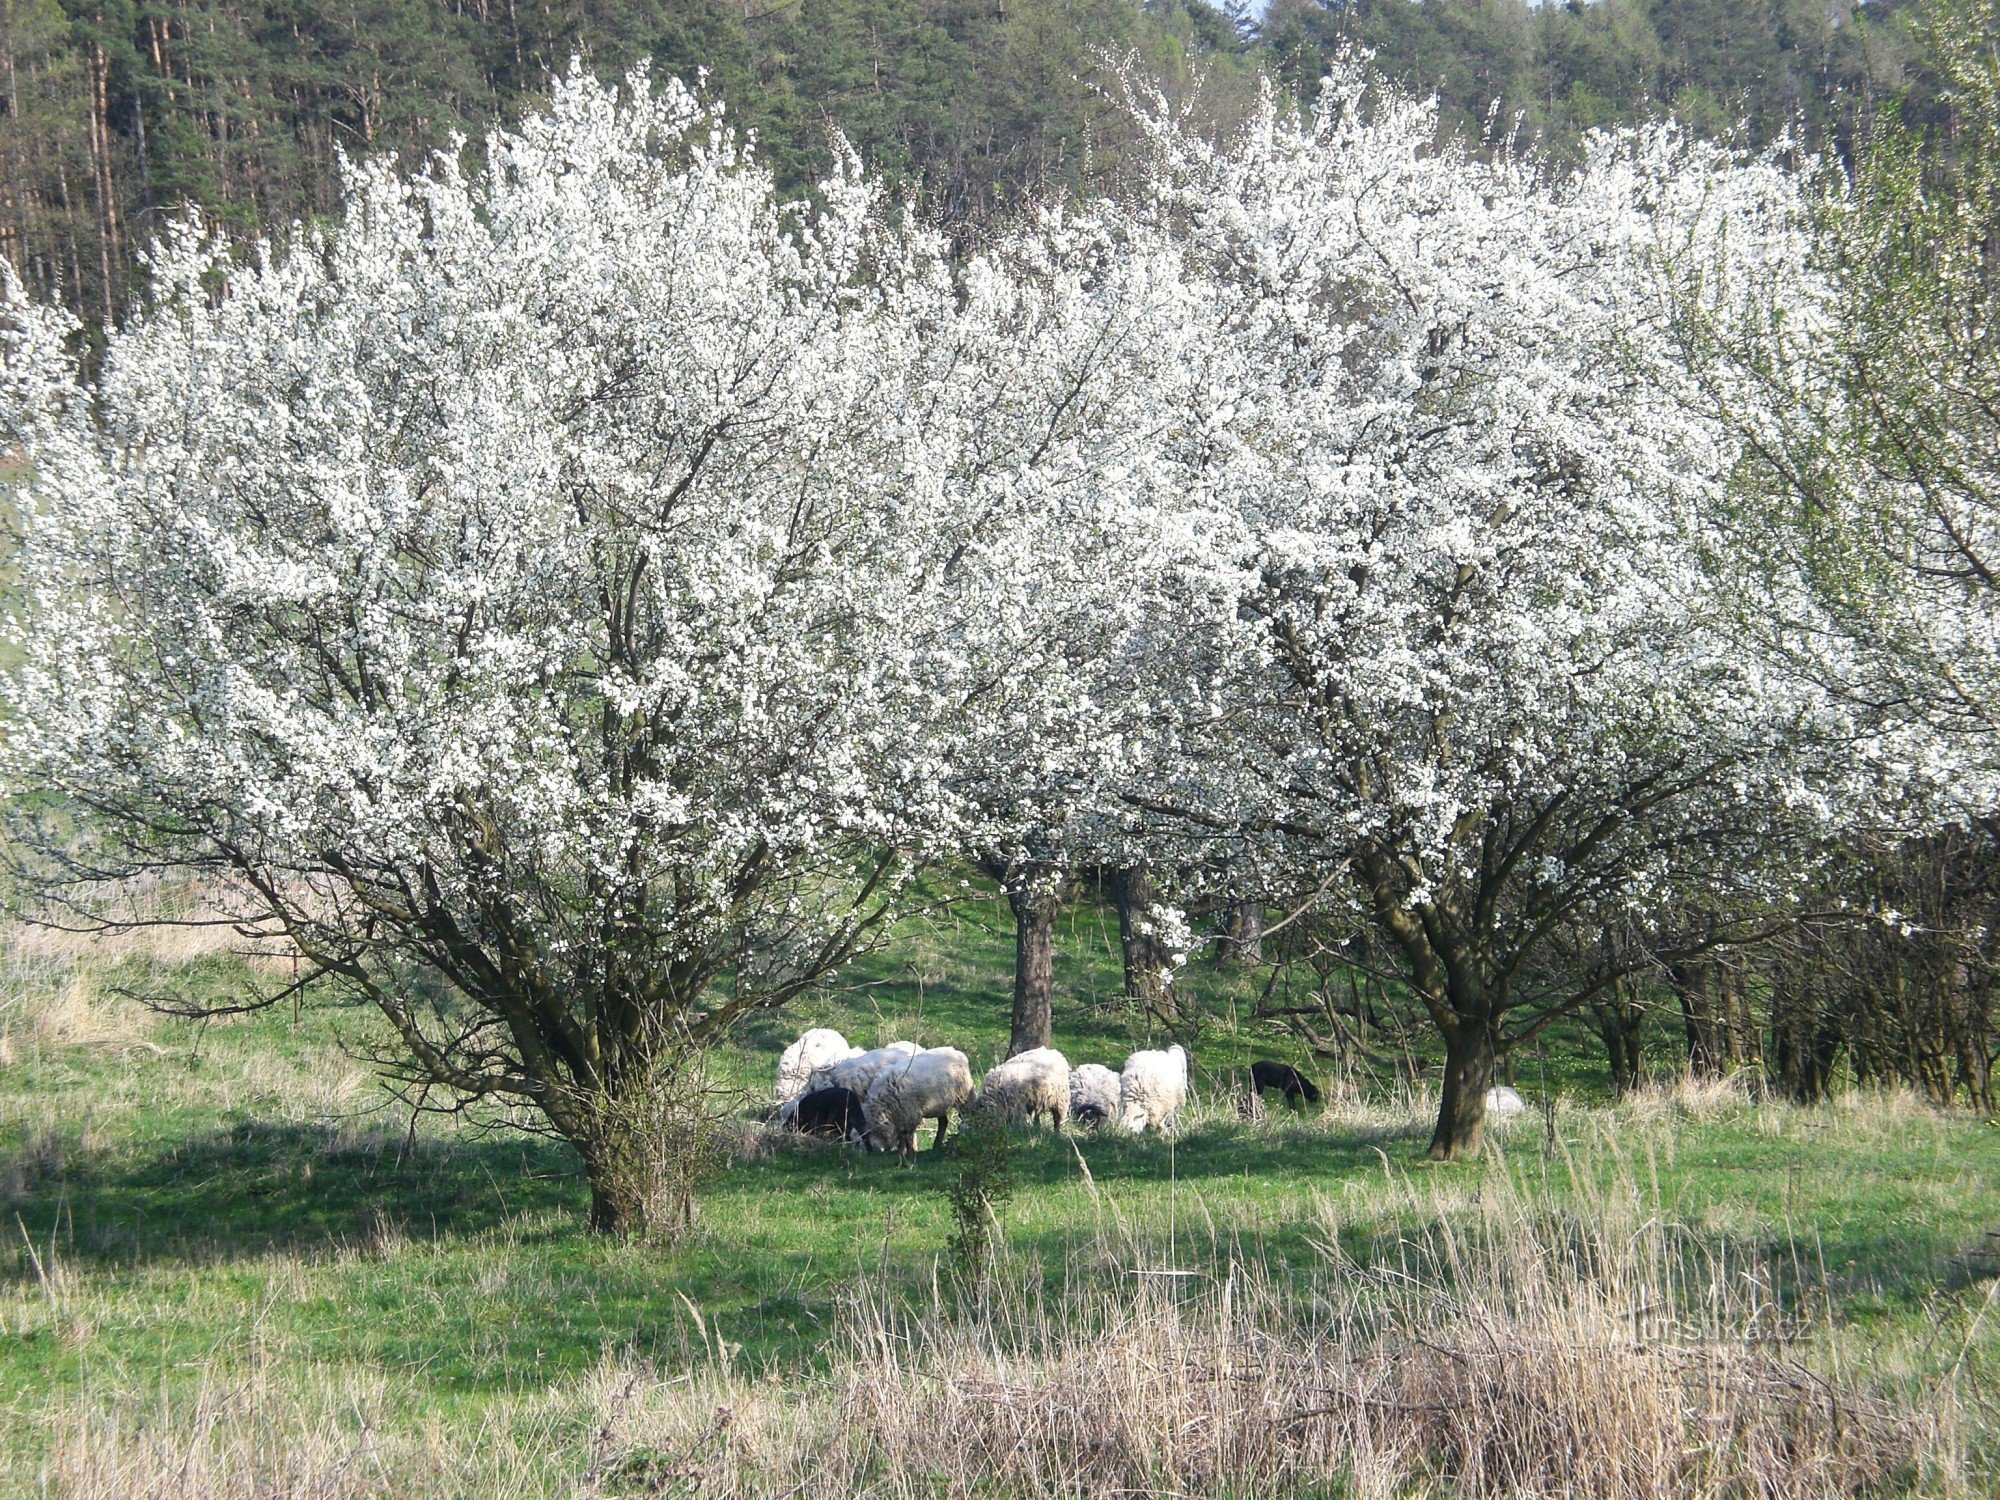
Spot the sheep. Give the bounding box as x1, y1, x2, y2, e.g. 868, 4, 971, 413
1118, 1043, 1188, 1134
811, 1040, 920, 1098
1068, 1063, 1122, 1128
774, 1027, 859, 1103
975, 1047, 1070, 1130
791, 1085, 867, 1144
773, 1040, 918, 1125
1249, 1060, 1321, 1109
863, 1046, 973, 1156
1484, 1084, 1527, 1117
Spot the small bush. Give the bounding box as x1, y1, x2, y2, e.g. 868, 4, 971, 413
579, 1054, 738, 1245
943, 1113, 1014, 1288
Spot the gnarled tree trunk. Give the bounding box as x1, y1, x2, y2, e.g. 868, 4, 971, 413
1428, 1024, 1495, 1160
1006, 879, 1062, 1056
576, 1118, 651, 1236
1108, 864, 1171, 1019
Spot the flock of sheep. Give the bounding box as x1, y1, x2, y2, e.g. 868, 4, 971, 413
769, 1027, 1532, 1155
769, 1029, 1190, 1155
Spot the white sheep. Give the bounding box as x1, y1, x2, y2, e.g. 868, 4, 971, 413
863, 1046, 974, 1156
773, 1027, 859, 1103
812, 1040, 920, 1098
775, 1040, 915, 1125
1484, 1085, 1528, 1117
1068, 1063, 1121, 1128
1118, 1044, 1188, 1134
975, 1047, 1070, 1129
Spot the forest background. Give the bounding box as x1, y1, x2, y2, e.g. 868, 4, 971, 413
0, 0, 1956, 330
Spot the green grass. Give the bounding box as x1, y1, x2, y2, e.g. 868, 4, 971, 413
1, 895, 1997, 1495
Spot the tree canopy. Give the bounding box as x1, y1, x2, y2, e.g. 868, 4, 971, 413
0, 0, 1956, 329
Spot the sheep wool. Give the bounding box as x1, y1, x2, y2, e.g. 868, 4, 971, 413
775, 1041, 915, 1125
1068, 1063, 1121, 1126
864, 1046, 973, 1155
774, 1027, 859, 1103
811, 1040, 919, 1100
976, 1047, 1070, 1129
1119, 1044, 1189, 1134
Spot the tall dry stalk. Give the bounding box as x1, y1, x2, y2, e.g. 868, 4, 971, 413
26, 1110, 1983, 1499
588, 1161, 1956, 1499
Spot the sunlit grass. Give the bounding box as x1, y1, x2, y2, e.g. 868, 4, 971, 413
0, 905, 1995, 1495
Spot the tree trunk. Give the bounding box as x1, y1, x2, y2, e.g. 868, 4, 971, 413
1213, 899, 1264, 967
578, 1129, 649, 1236
1723, 964, 1760, 1069
1769, 971, 1839, 1104
588, 1176, 644, 1235
1007, 883, 1059, 1056
1108, 864, 1170, 1019
1427, 1026, 1494, 1160
1671, 960, 1749, 1078
1592, 977, 1647, 1097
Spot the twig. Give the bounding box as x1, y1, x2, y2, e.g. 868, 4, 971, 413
1941, 1273, 2000, 1394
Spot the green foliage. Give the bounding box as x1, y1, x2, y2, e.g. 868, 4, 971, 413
1261, 0, 1925, 159
942, 1109, 1014, 1286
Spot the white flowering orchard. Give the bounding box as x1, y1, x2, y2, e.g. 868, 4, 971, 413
0, 59, 1876, 1208
908, 201, 1231, 1052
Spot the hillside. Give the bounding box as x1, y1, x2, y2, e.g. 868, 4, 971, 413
1263, 0, 1930, 152
0, 0, 1942, 328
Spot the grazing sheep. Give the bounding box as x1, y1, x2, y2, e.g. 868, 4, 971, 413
775, 1041, 919, 1126
791, 1085, 867, 1143
774, 1027, 859, 1103
1484, 1085, 1527, 1117
1119, 1044, 1189, 1135
976, 1047, 1071, 1130
1068, 1063, 1122, 1128
863, 1047, 974, 1156
811, 1040, 920, 1098
1249, 1060, 1322, 1109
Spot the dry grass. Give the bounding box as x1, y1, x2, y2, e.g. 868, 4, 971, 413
27, 1143, 1978, 1500
0, 887, 329, 1070
42, 1366, 584, 1500
0, 946, 155, 1060
6, 876, 300, 970
583, 1174, 1948, 1500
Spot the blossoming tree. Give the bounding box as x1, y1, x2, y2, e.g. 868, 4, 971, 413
1676, 0, 2000, 816
1126, 73, 1848, 1157
910, 202, 1227, 1053
0, 69, 963, 1231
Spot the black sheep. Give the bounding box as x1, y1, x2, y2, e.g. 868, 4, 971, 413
792, 1085, 868, 1143
1249, 1060, 1322, 1108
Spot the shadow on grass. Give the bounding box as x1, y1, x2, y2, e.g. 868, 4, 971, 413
0, 1118, 583, 1271
5, 1097, 1981, 1383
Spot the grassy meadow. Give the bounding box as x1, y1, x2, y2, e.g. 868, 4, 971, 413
0, 883, 1996, 1496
